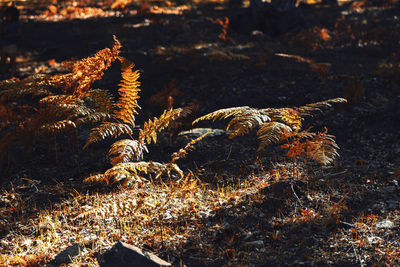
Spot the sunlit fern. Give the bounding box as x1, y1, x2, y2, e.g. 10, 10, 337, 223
138, 108, 182, 145
0, 39, 122, 160
114, 57, 141, 126
171, 132, 210, 163
51, 35, 121, 95
84, 161, 184, 185
193, 98, 346, 165
281, 127, 339, 165
83, 57, 207, 185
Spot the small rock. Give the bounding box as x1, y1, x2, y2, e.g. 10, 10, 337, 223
54, 244, 84, 265
376, 220, 394, 229
242, 240, 264, 248
98, 241, 171, 267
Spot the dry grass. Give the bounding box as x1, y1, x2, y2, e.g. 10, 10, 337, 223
0, 170, 270, 266
1, 161, 398, 266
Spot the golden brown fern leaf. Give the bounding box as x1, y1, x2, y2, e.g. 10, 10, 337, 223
0, 75, 53, 100
107, 161, 183, 179
139, 108, 182, 145
113, 57, 141, 126
256, 122, 293, 152
82, 89, 115, 114
171, 132, 210, 163
297, 98, 347, 117
192, 106, 249, 124
39, 119, 77, 135
281, 128, 339, 165
193, 106, 271, 138
264, 108, 303, 130
52, 36, 121, 95
305, 130, 339, 165
40, 93, 105, 124
108, 139, 148, 165
226, 109, 271, 138
85, 161, 184, 185
193, 98, 346, 154
84, 122, 134, 149
83, 173, 107, 184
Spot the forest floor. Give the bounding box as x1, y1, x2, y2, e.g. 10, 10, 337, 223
1, 0, 400, 266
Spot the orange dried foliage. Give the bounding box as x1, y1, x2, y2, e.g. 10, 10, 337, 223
48, 4, 58, 15
42, 5, 108, 20
292, 208, 320, 223
47, 59, 57, 67
281, 127, 338, 169
150, 5, 190, 15
53, 36, 121, 95
110, 0, 132, 9
212, 17, 231, 43
329, 192, 349, 225
288, 26, 332, 51
351, 0, 365, 12
137, 2, 190, 15
319, 28, 331, 41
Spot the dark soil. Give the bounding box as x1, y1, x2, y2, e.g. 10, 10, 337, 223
1, 0, 400, 266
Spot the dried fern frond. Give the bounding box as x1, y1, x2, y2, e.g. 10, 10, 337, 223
39, 95, 76, 105
256, 122, 293, 152
40, 95, 108, 126
82, 89, 115, 114
268, 108, 303, 130
39, 119, 76, 135
0, 75, 53, 100
109, 139, 148, 165
102, 161, 183, 184
194, 98, 346, 154
84, 122, 134, 149
139, 108, 182, 145
75, 112, 111, 125
114, 57, 141, 126
193, 106, 249, 124
83, 173, 115, 185
305, 131, 339, 165
193, 106, 271, 138
171, 132, 210, 163
281, 128, 339, 165
226, 109, 271, 138
297, 98, 347, 117
52, 36, 121, 95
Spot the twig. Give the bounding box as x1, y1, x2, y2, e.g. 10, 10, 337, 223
352, 242, 364, 267
339, 220, 356, 228
226, 145, 232, 160
291, 181, 302, 206
320, 170, 348, 179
